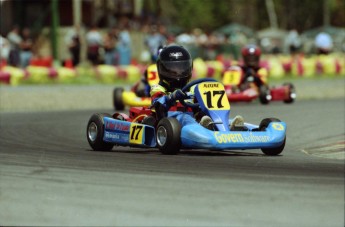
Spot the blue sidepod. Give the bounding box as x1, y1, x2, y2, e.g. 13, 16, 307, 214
181, 122, 286, 150
103, 117, 156, 147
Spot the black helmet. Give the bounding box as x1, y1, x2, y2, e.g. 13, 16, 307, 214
157, 45, 193, 90
241, 44, 261, 68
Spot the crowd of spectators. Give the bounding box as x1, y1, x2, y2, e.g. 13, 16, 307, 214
0, 19, 337, 69
1, 26, 33, 68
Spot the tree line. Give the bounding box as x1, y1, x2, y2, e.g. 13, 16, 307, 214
147, 0, 345, 32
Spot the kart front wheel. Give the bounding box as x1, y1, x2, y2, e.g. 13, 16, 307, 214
259, 85, 271, 105
156, 118, 181, 155
113, 88, 125, 110
259, 118, 285, 156
283, 83, 296, 104
87, 113, 114, 151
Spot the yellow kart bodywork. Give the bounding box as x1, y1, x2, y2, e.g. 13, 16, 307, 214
122, 91, 151, 107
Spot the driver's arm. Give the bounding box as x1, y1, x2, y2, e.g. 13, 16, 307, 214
150, 84, 176, 119
150, 84, 167, 102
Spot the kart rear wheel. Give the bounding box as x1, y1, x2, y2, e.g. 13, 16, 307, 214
156, 117, 181, 155
259, 85, 271, 105
87, 113, 114, 151
259, 118, 285, 156
113, 88, 125, 110
283, 83, 296, 104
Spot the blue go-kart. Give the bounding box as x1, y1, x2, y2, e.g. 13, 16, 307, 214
87, 78, 287, 155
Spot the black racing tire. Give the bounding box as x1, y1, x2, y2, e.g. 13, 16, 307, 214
156, 118, 181, 155
283, 83, 296, 104
113, 87, 125, 110
259, 118, 286, 156
259, 85, 271, 105
87, 113, 114, 151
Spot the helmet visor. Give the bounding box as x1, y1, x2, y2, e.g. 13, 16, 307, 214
165, 77, 190, 89
160, 59, 192, 79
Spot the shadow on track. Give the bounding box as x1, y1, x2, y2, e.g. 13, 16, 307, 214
85, 148, 268, 157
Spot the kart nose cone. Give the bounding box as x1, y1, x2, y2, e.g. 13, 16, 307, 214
88, 122, 98, 142
157, 126, 168, 146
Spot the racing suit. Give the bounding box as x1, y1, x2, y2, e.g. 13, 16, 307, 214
150, 82, 197, 126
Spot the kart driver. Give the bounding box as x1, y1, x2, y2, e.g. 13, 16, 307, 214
148, 44, 244, 130
131, 64, 158, 97
237, 44, 268, 91
148, 44, 213, 129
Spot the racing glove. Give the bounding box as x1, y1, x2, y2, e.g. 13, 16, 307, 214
152, 89, 186, 119
168, 89, 186, 101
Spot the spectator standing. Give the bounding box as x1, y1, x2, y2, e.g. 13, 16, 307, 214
144, 25, 166, 62
7, 26, 22, 67
103, 29, 117, 65
285, 29, 302, 55
315, 32, 333, 55
20, 27, 33, 68
117, 24, 131, 65
204, 32, 220, 60
0, 35, 10, 66
86, 24, 102, 65
230, 31, 247, 59
65, 25, 81, 67
190, 28, 208, 59
176, 31, 193, 46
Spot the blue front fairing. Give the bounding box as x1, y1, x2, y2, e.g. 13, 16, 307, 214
166, 109, 287, 150
172, 81, 287, 150
181, 121, 286, 150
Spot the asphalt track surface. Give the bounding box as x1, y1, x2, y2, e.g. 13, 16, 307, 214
1, 98, 344, 226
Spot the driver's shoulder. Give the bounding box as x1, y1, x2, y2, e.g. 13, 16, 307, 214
150, 84, 167, 95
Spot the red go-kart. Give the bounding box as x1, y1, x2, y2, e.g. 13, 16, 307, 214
222, 66, 296, 104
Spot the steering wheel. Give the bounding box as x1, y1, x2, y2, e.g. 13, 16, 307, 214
179, 78, 218, 109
